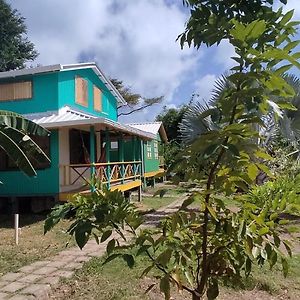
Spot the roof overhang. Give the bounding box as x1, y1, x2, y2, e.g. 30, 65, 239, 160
0, 62, 127, 106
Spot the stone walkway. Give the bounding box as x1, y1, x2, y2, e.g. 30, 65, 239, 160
0, 197, 185, 300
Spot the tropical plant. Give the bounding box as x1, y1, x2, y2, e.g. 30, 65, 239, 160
0, 110, 50, 177
45, 1, 300, 299
246, 174, 300, 215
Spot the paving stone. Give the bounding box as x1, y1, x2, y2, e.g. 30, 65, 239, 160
17, 274, 43, 284
86, 251, 101, 257
51, 270, 74, 279
17, 266, 37, 274
20, 283, 51, 299
46, 260, 68, 268
59, 250, 82, 256
63, 262, 83, 270
1, 282, 28, 293
32, 266, 57, 276
39, 276, 60, 287
0, 281, 10, 288
0, 292, 10, 300
8, 295, 35, 300
30, 261, 51, 268
0, 272, 24, 282
74, 256, 90, 263
52, 255, 74, 263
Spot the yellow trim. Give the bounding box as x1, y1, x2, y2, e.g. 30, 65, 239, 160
143, 169, 165, 178
59, 180, 142, 201
111, 180, 142, 192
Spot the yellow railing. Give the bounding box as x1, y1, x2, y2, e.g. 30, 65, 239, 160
61, 161, 142, 188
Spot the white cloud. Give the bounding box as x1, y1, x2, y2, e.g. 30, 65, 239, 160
214, 40, 235, 71
194, 74, 217, 101
10, 0, 199, 105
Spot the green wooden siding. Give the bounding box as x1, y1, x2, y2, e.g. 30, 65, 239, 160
0, 130, 60, 196
143, 136, 160, 173
0, 73, 59, 114
58, 69, 118, 120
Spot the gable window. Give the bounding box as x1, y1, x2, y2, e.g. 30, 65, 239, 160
147, 141, 152, 159
93, 85, 102, 112
154, 141, 158, 159
0, 81, 32, 101
75, 76, 88, 107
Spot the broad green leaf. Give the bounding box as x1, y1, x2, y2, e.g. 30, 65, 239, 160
247, 163, 259, 181
122, 254, 135, 268
101, 230, 112, 242
160, 275, 170, 300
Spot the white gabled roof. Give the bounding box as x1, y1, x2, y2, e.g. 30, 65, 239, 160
128, 122, 168, 143
24, 106, 156, 140
0, 62, 127, 106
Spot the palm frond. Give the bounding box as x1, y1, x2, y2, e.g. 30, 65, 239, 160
179, 101, 220, 144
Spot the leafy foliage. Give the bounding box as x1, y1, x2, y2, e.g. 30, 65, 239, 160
0, 0, 38, 71
0, 110, 50, 177
246, 175, 300, 215
45, 187, 142, 251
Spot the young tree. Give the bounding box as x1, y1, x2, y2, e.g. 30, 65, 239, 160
45, 1, 300, 299
0, 0, 38, 71
111, 78, 163, 117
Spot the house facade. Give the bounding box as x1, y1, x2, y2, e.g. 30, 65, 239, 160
0, 63, 166, 210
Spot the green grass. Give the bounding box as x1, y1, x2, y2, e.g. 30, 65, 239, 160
50, 251, 300, 300
286, 225, 300, 234
133, 195, 178, 211
51, 255, 155, 300
0, 214, 73, 276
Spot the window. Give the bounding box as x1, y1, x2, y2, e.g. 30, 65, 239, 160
110, 141, 118, 150
154, 141, 158, 159
147, 142, 152, 159
75, 76, 88, 107
0, 81, 32, 101
0, 135, 50, 170
93, 85, 102, 111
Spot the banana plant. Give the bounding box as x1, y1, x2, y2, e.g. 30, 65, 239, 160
0, 110, 50, 178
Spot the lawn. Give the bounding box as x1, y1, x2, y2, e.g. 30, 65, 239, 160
132, 195, 178, 211
50, 250, 300, 300
0, 214, 73, 276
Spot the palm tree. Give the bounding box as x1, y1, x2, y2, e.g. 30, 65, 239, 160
180, 73, 300, 152
0, 110, 50, 178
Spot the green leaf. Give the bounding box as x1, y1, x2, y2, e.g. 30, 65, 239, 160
160, 275, 170, 300
101, 230, 112, 242
247, 163, 259, 181
274, 64, 293, 75
122, 254, 135, 268
281, 257, 289, 277
207, 204, 218, 221
280, 10, 294, 26
106, 239, 115, 255
207, 278, 219, 300
157, 249, 172, 267
258, 227, 269, 236
283, 240, 292, 257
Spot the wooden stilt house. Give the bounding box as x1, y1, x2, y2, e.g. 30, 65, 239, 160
0, 63, 167, 211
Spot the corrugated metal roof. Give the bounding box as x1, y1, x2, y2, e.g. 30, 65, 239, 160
24, 107, 155, 140
128, 122, 162, 134
128, 122, 168, 142
0, 62, 126, 106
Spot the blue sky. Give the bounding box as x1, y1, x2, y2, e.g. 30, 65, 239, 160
9, 0, 300, 122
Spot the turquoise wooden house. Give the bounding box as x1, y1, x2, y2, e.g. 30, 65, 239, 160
0, 63, 167, 210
